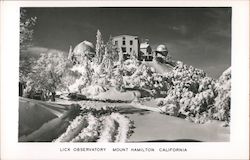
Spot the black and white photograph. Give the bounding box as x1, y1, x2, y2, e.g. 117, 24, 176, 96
1, 0, 250, 159
18, 7, 232, 143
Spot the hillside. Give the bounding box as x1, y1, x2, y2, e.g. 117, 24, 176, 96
19, 47, 231, 142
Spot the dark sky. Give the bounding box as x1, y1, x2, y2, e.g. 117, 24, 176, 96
24, 7, 231, 78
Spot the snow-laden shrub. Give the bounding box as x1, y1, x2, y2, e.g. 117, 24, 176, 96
159, 94, 179, 116
213, 67, 231, 124
71, 113, 100, 142
60, 70, 81, 92
98, 112, 134, 142
123, 59, 140, 76
54, 115, 87, 142
68, 78, 86, 93
97, 116, 117, 142
198, 77, 216, 92
111, 113, 132, 142
169, 62, 206, 94
124, 64, 170, 96
112, 64, 124, 91
68, 62, 93, 93
81, 84, 108, 97
54, 106, 135, 142
158, 62, 230, 125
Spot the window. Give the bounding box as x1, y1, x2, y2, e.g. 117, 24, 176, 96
130, 40, 133, 45
130, 48, 132, 52
115, 41, 118, 45
122, 37, 126, 45
121, 47, 126, 53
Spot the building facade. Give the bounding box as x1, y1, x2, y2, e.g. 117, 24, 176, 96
112, 35, 140, 60
68, 36, 163, 64
139, 42, 153, 61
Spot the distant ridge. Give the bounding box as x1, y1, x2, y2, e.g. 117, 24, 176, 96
21, 46, 68, 59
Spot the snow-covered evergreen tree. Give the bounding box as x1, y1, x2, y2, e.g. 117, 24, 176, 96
113, 64, 124, 91
118, 50, 124, 64
95, 29, 105, 64
101, 36, 119, 78
78, 56, 93, 93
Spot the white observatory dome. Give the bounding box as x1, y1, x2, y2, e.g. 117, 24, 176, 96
156, 44, 168, 52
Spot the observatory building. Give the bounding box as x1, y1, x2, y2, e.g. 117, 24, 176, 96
68, 37, 169, 64
68, 40, 95, 64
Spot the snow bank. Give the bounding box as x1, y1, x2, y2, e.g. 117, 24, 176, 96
71, 113, 100, 142
54, 106, 134, 142
54, 115, 87, 142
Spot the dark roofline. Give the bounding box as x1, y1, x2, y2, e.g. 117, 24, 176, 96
112, 35, 138, 38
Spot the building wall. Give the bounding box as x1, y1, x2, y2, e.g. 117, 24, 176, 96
112, 35, 139, 59
140, 47, 153, 61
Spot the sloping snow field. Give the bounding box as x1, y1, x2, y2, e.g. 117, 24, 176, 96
143, 60, 173, 74
126, 111, 229, 142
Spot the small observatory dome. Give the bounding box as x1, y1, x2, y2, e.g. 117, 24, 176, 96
156, 44, 168, 57
156, 44, 168, 52
73, 40, 95, 55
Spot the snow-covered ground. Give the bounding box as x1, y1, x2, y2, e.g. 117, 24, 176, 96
19, 97, 230, 142
126, 111, 229, 142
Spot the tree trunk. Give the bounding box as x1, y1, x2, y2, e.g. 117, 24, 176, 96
51, 92, 56, 101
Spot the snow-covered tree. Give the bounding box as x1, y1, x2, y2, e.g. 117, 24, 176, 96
157, 61, 224, 124
95, 29, 105, 64
19, 9, 37, 84
20, 9, 37, 51
28, 52, 69, 101
68, 56, 93, 93
122, 63, 169, 96
78, 57, 93, 92
118, 50, 124, 64
123, 58, 140, 76
213, 67, 231, 125
60, 69, 81, 92
20, 54, 35, 83
113, 64, 124, 91
101, 36, 119, 78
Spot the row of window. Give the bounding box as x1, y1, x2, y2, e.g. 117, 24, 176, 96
114, 40, 133, 46
121, 47, 133, 53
